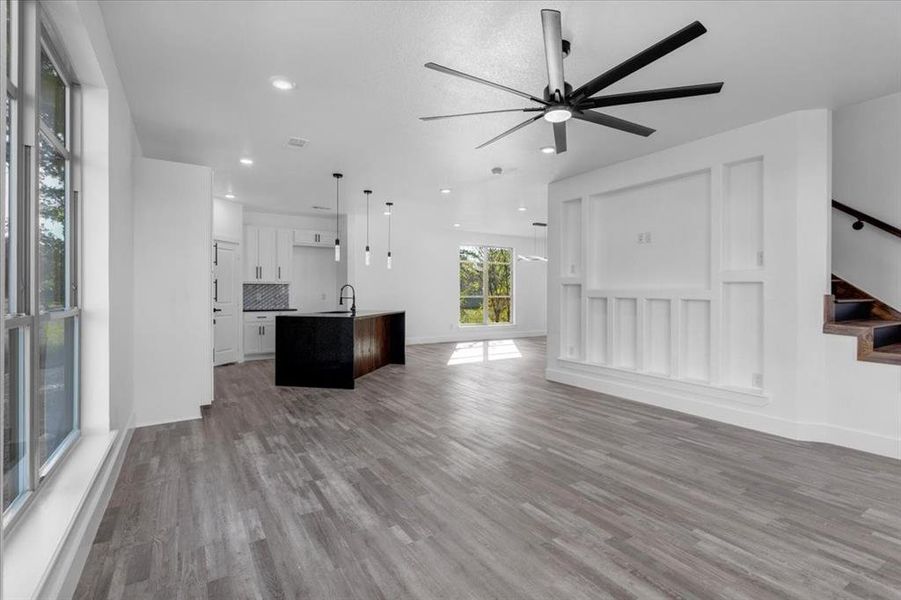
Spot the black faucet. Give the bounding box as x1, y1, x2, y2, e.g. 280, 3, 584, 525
339, 284, 356, 313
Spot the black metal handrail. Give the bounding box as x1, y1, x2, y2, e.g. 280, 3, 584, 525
832, 199, 901, 239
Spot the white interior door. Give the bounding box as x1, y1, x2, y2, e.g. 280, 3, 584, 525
214, 241, 239, 365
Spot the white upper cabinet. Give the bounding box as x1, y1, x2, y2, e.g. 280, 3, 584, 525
245, 225, 295, 281
276, 229, 293, 281
245, 226, 261, 281
259, 227, 278, 281
294, 229, 334, 248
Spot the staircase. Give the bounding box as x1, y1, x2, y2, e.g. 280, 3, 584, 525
824, 276, 901, 365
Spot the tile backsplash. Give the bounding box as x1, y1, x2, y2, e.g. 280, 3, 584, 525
243, 283, 290, 310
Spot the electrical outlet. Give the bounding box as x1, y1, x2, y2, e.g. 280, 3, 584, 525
752, 373, 763, 388
569, 264, 576, 274
645, 231, 652, 243
757, 250, 764, 266
637, 233, 644, 244
320, 293, 327, 300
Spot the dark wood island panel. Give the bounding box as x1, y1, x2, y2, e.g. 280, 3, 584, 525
275, 310, 404, 389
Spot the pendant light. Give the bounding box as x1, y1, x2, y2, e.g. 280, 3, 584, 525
363, 189, 372, 266
385, 201, 394, 269
333, 173, 343, 262
517, 222, 548, 262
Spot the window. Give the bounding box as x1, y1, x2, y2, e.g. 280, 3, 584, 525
2, 3, 81, 524
459, 246, 513, 325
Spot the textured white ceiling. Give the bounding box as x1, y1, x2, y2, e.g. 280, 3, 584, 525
99, 1, 901, 236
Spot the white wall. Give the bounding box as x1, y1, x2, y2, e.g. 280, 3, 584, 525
346, 201, 547, 344
213, 197, 243, 243
547, 109, 901, 459
133, 158, 212, 426
293, 246, 339, 312
832, 92, 901, 310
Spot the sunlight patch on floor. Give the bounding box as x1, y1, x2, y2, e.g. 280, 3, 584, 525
447, 340, 522, 365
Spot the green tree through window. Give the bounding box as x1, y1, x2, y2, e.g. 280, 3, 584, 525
459, 246, 512, 325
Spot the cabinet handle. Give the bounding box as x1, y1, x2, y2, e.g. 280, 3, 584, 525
214, 242, 218, 266
278, 266, 281, 279
214, 279, 218, 302
262, 325, 265, 335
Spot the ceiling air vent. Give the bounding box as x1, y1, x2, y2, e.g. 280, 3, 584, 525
287, 137, 309, 149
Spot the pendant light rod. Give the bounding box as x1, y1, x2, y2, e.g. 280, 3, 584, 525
386, 201, 394, 269
333, 173, 343, 262
364, 189, 372, 266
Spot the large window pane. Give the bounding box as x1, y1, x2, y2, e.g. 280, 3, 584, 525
486, 247, 511, 263
4, 94, 16, 315
38, 317, 77, 466
3, 327, 27, 511
39, 135, 67, 311
39, 51, 66, 145
459, 246, 483, 264
5, 0, 13, 83
460, 298, 484, 325
487, 297, 511, 324
459, 260, 483, 296
488, 263, 510, 296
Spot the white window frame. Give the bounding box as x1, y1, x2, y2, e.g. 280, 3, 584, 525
1, 0, 81, 533
459, 245, 514, 327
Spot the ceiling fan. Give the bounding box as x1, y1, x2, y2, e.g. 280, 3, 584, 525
421, 10, 723, 153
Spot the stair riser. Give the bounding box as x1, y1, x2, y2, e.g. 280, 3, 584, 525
834, 301, 873, 321
874, 324, 901, 349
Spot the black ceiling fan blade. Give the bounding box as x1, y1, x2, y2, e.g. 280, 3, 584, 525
573, 110, 655, 137
540, 9, 566, 100
424, 62, 548, 105
420, 107, 543, 121
571, 21, 708, 102
475, 114, 543, 149
577, 82, 723, 110
553, 121, 567, 153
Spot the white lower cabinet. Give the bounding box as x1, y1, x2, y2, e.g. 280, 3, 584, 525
244, 323, 263, 355
243, 312, 283, 357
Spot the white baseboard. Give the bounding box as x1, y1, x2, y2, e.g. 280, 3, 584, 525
407, 329, 546, 346
546, 367, 901, 460
134, 412, 202, 429
41, 422, 134, 599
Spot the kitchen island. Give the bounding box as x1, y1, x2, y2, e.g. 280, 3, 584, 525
275, 310, 405, 389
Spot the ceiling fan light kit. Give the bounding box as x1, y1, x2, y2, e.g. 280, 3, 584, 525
421, 9, 723, 154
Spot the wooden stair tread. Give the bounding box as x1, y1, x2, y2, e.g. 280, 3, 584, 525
833, 298, 875, 303
864, 345, 901, 366
825, 319, 901, 329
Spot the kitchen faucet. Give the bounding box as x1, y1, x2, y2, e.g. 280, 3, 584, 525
339, 284, 356, 313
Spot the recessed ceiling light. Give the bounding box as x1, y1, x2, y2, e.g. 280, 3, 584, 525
518, 207, 527, 211
453, 223, 461, 228
239, 157, 253, 166
440, 188, 451, 194
224, 193, 236, 199
539, 146, 555, 154
270, 76, 296, 91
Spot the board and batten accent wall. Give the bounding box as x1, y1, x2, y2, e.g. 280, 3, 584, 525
548, 109, 901, 458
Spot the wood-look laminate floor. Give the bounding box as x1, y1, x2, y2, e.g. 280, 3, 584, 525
75, 338, 901, 600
